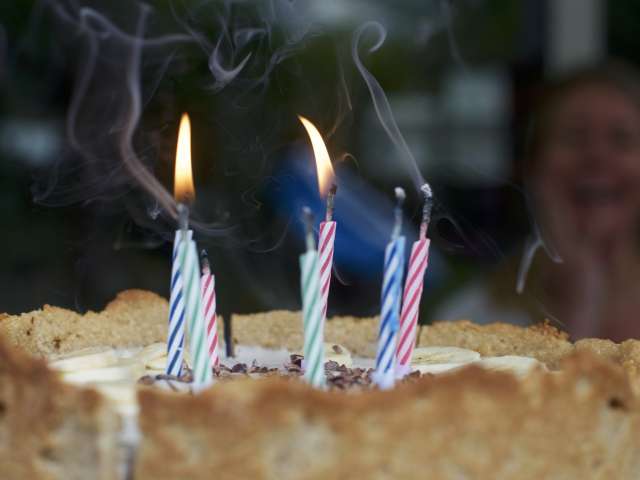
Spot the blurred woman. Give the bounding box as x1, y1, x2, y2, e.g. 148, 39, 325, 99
436, 61, 640, 341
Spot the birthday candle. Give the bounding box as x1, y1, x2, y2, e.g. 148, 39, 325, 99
178, 236, 213, 389
318, 197, 336, 321
373, 188, 406, 390
396, 184, 433, 376
200, 250, 220, 369
298, 116, 338, 323
300, 207, 326, 388
166, 229, 192, 376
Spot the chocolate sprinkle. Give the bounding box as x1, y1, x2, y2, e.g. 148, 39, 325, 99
141, 357, 425, 392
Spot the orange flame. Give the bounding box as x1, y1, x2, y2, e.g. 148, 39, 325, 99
174, 113, 195, 204
298, 115, 335, 197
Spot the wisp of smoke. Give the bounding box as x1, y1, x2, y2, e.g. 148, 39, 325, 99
351, 21, 426, 193
34, 0, 316, 236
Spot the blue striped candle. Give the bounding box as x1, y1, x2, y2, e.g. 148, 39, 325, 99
373, 188, 406, 389
166, 229, 192, 376
373, 236, 406, 389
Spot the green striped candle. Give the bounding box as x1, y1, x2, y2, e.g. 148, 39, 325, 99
178, 236, 213, 389
300, 207, 325, 388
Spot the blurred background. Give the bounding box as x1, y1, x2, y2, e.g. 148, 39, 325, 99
2, 0, 640, 339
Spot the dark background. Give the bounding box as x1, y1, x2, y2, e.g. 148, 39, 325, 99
1, 0, 638, 322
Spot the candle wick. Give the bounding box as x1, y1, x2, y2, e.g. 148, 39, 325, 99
200, 249, 210, 274
325, 184, 338, 222
302, 206, 316, 252
392, 187, 406, 239
177, 203, 189, 237
419, 182, 433, 240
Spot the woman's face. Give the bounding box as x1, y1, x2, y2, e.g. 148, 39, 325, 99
533, 84, 640, 250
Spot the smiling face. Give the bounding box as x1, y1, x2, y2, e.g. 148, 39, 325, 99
532, 83, 640, 254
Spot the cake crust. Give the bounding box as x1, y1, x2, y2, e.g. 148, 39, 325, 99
0, 290, 168, 356
4, 291, 640, 479
0, 336, 119, 480
135, 352, 640, 480
230, 312, 640, 391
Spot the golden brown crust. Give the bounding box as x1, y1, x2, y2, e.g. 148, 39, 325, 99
228, 313, 640, 394
417, 319, 574, 368
0, 335, 119, 480
2, 291, 640, 478
135, 352, 640, 480
0, 289, 168, 356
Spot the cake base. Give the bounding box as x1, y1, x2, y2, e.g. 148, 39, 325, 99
135, 353, 640, 480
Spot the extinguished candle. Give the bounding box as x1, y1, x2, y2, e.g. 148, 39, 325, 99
200, 249, 220, 369
299, 207, 326, 388
396, 183, 433, 377
373, 188, 406, 389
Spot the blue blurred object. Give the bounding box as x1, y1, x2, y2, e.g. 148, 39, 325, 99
270, 145, 418, 277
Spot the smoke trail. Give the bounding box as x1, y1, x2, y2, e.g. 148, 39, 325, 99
516, 219, 563, 294
439, 0, 468, 72
351, 21, 426, 192
34, 0, 317, 224
116, 4, 177, 219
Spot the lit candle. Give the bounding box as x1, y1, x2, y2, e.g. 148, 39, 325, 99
299, 207, 325, 388
165, 227, 191, 377
165, 113, 194, 377
298, 116, 337, 323
396, 184, 433, 377
200, 249, 220, 370
373, 188, 406, 390
177, 207, 213, 389
166, 113, 212, 389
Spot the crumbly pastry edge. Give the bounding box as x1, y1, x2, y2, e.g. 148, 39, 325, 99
135, 352, 640, 480
2, 289, 640, 479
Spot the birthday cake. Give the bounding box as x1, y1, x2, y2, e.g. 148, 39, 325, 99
1, 290, 639, 479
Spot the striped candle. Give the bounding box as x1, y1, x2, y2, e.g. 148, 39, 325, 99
300, 207, 325, 388
166, 229, 192, 376
373, 236, 406, 389
395, 238, 430, 376
318, 220, 336, 321
200, 251, 220, 369
178, 238, 213, 388
396, 182, 433, 377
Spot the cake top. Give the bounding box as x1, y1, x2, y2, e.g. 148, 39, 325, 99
1, 289, 639, 396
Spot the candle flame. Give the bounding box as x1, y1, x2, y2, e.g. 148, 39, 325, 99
298, 115, 335, 197
174, 113, 195, 203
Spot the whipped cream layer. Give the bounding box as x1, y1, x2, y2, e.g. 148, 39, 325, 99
47, 343, 547, 410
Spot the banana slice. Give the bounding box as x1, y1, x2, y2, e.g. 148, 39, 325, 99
324, 343, 353, 367
62, 358, 144, 384
412, 346, 481, 365
476, 355, 545, 377
412, 362, 467, 375
141, 346, 192, 371
136, 343, 167, 364
145, 356, 168, 371
49, 347, 119, 372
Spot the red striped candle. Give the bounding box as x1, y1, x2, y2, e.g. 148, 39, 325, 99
318, 220, 336, 321
396, 183, 433, 377
298, 116, 337, 321
395, 238, 430, 375
200, 250, 220, 368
